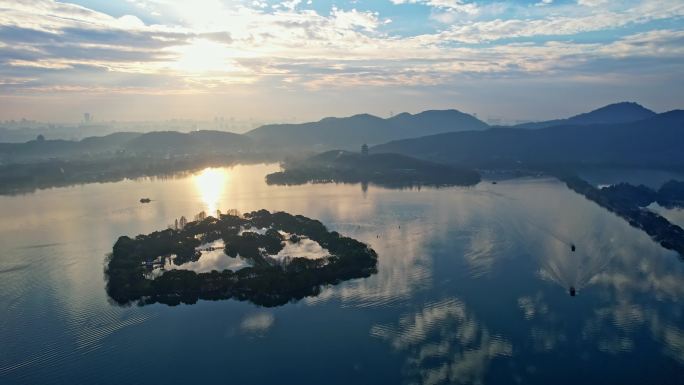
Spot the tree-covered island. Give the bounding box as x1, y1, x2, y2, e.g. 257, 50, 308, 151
266, 149, 481, 188
106, 210, 378, 307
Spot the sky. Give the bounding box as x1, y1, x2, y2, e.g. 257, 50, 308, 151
0, 0, 682, 124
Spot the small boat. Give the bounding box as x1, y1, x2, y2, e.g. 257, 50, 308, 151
569, 286, 576, 296
492, 181, 498, 185
140, 198, 151, 203
571, 244, 576, 252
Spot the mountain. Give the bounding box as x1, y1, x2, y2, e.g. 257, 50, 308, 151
266, 150, 481, 187
123, 130, 253, 154
0, 130, 254, 163
372, 110, 684, 169
245, 109, 488, 150
0, 133, 140, 162
514, 102, 656, 129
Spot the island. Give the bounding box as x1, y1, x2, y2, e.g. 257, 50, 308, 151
105, 210, 378, 307
558, 175, 684, 256
266, 149, 481, 188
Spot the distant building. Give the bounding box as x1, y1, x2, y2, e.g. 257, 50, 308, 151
83, 113, 91, 124
361, 143, 369, 156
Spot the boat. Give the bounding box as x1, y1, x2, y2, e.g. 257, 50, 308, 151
140, 198, 151, 203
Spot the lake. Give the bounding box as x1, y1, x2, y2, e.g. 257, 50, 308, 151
1, 164, 683, 384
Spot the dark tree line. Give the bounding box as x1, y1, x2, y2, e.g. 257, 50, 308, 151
266, 151, 481, 188
558, 175, 684, 256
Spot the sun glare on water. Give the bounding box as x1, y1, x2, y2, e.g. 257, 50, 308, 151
194, 168, 228, 214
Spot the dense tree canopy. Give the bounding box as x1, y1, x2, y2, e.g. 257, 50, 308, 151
106, 210, 378, 307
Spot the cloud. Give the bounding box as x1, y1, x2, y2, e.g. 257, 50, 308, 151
429, 0, 684, 44
578, 0, 608, 6
0, 0, 682, 103
391, 0, 480, 15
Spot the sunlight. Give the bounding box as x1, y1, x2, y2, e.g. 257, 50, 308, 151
172, 39, 236, 74
194, 167, 228, 214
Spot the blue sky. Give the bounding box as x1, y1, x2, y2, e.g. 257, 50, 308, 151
0, 0, 682, 123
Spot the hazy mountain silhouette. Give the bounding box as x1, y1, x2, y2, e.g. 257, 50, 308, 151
245, 109, 488, 150
123, 130, 253, 154
514, 102, 656, 129
0, 132, 140, 161
373, 110, 684, 169
0, 130, 254, 162
0, 104, 677, 169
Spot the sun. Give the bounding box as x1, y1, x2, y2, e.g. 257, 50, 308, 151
172, 39, 235, 74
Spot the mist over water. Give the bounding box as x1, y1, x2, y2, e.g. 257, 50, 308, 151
1, 164, 683, 384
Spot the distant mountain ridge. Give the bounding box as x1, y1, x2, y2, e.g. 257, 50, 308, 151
124, 130, 253, 154
373, 110, 684, 169
0, 130, 255, 162
514, 102, 656, 129
245, 109, 488, 150
0, 102, 675, 167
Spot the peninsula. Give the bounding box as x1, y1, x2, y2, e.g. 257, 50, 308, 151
559, 175, 684, 256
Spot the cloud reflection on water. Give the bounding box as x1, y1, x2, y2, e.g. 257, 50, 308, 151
371, 297, 513, 385
2, 165, 684, 383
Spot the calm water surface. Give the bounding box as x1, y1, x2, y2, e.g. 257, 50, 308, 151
1, 164, 683, 384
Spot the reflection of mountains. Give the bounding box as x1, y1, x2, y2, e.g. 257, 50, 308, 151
371, 297, 512, 385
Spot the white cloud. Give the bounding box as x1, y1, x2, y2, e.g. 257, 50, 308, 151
391, 0, 480, 15
427, 0, 684, 43
578, 0, 608, 6
0, 0, 682, 96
